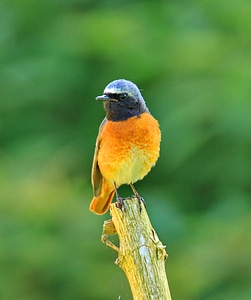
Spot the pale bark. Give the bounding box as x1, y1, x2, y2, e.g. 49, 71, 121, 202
102, 197, 172, 300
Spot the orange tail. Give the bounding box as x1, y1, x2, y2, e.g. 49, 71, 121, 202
89, 190, 115, 215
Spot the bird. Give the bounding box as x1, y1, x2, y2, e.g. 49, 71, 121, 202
89, 79, 161, 215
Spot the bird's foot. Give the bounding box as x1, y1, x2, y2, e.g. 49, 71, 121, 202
114, 182, 128, 211
115, 196, 130, 211
130, 183, 146, 212
116, 195, 145, 213
133, 194, 146, 213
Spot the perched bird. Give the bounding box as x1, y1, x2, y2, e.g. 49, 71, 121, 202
89, 79, 161, 215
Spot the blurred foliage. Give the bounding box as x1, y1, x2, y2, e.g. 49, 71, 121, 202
0, 0, 251, 299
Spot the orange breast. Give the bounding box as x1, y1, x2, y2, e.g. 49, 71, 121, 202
98, 112, 161, 186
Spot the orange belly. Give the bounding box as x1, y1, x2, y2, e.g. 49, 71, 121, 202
98, 112, 161, 186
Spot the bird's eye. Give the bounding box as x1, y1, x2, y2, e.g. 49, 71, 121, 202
119, 93, 128, 101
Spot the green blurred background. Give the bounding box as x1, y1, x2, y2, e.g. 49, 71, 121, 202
1, 0, 251, 299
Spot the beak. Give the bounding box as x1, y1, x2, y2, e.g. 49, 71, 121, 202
95, 95, 118, 102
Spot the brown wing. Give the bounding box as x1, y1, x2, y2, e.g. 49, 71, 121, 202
91, 118, 106, 197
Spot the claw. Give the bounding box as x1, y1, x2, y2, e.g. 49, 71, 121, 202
115, 196, 127, 211
114, 182, 127, 211
138, 196, 146, 212
130, 183, 146, 212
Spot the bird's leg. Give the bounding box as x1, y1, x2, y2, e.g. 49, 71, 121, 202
130, 183, 146, 212
114, 182, 126, 211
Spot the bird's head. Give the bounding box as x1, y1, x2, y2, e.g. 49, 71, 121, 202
96, 79, 149, 121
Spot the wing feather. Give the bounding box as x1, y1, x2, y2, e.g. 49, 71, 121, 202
91, 118, 106, 197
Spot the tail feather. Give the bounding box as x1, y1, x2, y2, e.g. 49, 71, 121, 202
89, 190, 115, 215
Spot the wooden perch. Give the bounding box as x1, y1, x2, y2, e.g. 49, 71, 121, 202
102, 197, 172, 300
